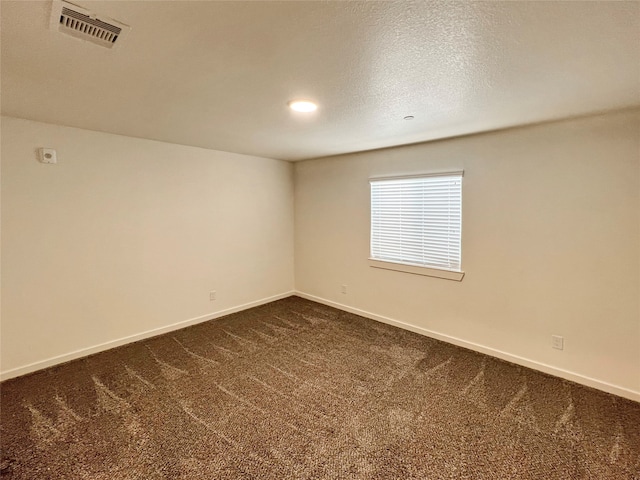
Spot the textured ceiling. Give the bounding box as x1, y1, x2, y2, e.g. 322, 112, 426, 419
2, 1, 639, 161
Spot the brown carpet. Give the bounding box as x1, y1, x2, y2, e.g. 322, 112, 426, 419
1, 296, 639, 479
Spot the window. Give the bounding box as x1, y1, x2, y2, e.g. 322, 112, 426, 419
370, 172, 464, 281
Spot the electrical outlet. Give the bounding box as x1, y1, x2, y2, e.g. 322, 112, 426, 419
341, 284, 347, 294
209, 290, 217, 301
552, 335, 564, 350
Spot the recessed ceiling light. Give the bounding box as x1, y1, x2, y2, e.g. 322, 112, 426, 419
404, 115, 415, 120
289, 100, 318, 113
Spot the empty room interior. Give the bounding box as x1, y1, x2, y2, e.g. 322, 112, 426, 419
1, 1, 639, 478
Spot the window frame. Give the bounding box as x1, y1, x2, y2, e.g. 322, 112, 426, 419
369, 171, 465, 282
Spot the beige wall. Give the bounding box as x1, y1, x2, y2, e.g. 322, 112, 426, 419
295, 110, 640, 398
1, 117, 294, 377
3, 111, 639, 399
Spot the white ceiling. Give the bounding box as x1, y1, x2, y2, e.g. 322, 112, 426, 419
2, 1, 639, 161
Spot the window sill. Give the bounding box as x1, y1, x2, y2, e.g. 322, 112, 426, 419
368, 259, 465, 282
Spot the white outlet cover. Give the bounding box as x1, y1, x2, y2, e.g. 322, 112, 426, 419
38, 148, 57, 164
552, 335, 564, 350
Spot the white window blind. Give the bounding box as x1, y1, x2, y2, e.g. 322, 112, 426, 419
370, 173, 462, 272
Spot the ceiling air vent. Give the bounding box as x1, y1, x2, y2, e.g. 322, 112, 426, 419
50, 0, 130, 49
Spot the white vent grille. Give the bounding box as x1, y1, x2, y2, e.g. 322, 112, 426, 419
50, 1, 130, 49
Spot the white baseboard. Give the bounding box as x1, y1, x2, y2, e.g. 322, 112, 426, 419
0, 291, 296, 382
294, 291, 640, 403
5, 289, 638, 402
